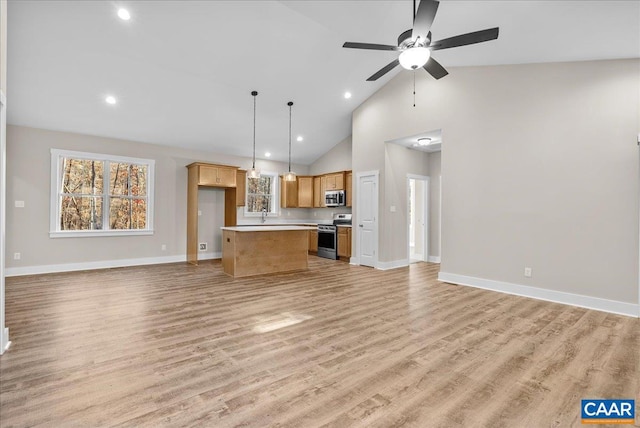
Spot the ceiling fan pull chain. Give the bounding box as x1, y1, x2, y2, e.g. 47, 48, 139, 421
413, 69, 416, 107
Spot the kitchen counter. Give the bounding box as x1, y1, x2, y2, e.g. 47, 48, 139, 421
222, 225, 316, 232
221, 226, 315, 277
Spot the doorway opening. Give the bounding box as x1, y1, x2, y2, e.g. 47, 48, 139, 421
408, 175, 429, 264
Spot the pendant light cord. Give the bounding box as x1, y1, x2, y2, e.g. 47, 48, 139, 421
252, 91, 257, 169
288, 101, 293, 173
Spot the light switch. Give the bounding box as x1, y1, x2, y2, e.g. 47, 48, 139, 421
198, 210, 202, 216
390, 205, 396, 212
15, 200, 25, 208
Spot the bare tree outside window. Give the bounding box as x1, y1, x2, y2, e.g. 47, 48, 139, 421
53, 150, 153, 235
246, 174, 275, 213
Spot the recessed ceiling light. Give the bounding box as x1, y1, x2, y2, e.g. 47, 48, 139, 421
117, 8, 131, 21
344, 92, 352, 99
296, 136, 303, 142
265, 152, 271, 158
105, 95, 117, 105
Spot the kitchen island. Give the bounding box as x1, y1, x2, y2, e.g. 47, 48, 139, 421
221, 225, 317, 277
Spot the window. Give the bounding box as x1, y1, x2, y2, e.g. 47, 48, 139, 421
50, 149, 155, 237
244, 171, 279, 216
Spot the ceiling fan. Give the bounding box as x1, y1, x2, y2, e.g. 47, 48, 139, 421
343, 0, 499, 81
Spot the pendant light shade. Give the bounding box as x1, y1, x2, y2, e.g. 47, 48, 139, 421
283, 101, 297, 182
247, 90, 260, 179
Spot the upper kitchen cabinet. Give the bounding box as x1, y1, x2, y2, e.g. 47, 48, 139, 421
325, 172, 344, 190
195, 163, 237, 187
313, 176, 322, 208
236, 169, 246, 206
297, 176, 313, 208
281, 177, 298, 208
346, 171, 352, 207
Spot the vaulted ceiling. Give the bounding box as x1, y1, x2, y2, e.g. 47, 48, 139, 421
8, 1, 640, 164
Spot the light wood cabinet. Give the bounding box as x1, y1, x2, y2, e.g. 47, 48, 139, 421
337, 226, 351, 259
320, 175, 327, 207
198, 164, 237, 187
281, 178, 298, 208
297, 176, 313, 208
186, 162, 240, 265
313, 176, 322, 208
346, 171, 352, 207
236, 170, 246, 206
309, 229, 318, 253
325, 172, 345, 190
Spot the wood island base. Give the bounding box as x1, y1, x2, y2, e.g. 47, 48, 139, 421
221, 226, 315, 277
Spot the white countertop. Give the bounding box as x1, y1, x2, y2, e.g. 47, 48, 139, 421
221, 225, 317, 232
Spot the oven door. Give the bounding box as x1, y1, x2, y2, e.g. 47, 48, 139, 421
317, 226, 337, 259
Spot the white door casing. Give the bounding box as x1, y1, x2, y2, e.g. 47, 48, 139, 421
356, 171, 378, 268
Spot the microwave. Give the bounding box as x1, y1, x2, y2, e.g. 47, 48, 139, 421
325, 190, 346, 207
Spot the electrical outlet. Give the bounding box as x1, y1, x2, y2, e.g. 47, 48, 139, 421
13, 252, 21, 260
161, 244, 167, 251
199, 242, 207, 251
524, 267, 532, 278
15, 200, 24, 208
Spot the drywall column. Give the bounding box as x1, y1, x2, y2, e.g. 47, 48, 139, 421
0, 0, 10, 354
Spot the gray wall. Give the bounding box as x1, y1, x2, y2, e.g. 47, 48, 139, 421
309, 135, 352, 176
6, 125, 311, 269
428, 151, 441, 259
383, 143, 430, 262
353, 59, 639, 305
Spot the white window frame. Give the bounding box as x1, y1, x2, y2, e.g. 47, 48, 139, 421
50, 149, 155, 237
243, 170, 280, 217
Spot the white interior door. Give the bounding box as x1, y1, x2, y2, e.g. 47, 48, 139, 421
357, 171, 378, 267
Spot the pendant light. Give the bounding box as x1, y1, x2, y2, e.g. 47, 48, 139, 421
283, 101, 297, 182
247, 90, 260, 179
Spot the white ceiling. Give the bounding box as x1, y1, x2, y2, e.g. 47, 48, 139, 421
7, 1, 640, 165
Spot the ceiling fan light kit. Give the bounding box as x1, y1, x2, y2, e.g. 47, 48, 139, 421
399, 46, 431, 70
342, 0, 499, 81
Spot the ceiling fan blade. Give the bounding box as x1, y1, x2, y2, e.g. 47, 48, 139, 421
411, 0, 439, 41
423, 57, 448, 79
430, 27, 499, 51
366, 59, 400, 81
343, 42, 399, 51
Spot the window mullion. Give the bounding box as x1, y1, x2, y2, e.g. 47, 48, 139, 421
104, 160, 110, 231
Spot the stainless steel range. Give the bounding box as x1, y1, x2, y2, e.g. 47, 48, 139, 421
317, 214, 352, 260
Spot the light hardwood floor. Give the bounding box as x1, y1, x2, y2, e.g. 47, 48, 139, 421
0, 258, 638, 427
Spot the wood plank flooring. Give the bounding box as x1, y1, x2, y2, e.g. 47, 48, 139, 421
0, 258, 638, 427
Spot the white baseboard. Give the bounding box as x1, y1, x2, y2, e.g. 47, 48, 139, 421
5, 252, 222, 277
377, 259, 409, 271
438, 272, 639, 318
427, 256, 441, 263
0, 328, 10, 355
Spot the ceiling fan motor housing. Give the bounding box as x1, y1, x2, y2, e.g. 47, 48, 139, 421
398, 29, 431, 48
